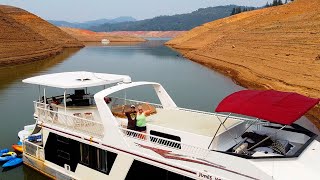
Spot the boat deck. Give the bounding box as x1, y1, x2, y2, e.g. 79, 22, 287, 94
147, 108, 243, 137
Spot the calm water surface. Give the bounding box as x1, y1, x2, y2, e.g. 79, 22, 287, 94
0, 40, 317, 179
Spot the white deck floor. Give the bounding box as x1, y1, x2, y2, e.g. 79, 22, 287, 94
148, 108, 243, 137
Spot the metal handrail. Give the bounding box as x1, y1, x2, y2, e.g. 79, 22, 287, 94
36, 106, 104, 138
24, 140, 44, 161
110, 97, 164, 109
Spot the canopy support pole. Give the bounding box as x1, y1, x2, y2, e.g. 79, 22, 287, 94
38, 85, 41, 102
64, 89, 67, 113
43, 87, 46, 108
216, 114, 238, 144
247, 125, 286, 151
124, 90, 127, 105
208, 114, 229, 149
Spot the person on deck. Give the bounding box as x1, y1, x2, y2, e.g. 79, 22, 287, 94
51, 97, 60, 105
136, 104, 152, 139
122, 104, 137, 131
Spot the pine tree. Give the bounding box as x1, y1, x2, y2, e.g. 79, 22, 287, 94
266, 2, 270, 7
231, 8, 236, 15
278, 0, 283, 5
273, 0, 278, 6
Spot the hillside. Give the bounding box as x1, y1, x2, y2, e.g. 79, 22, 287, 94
60, 27, 146, 42
91, 5, 238, 32
0, 5, 83, 66
49, 16, 136, 29
166, 0, 320, 127
101, 31, 186, 38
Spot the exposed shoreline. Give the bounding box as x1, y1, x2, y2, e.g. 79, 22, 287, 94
60, 27, 147, 42
167, 48, 320, 128
166, 0, 320, 128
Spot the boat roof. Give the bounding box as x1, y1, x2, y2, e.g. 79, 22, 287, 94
22, 71, 131, 89
215, 90, 319, 125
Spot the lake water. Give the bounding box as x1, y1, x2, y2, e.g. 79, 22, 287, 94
0, 40, 317, 179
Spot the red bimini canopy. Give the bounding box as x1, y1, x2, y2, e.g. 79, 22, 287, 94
216, 90, 319, 125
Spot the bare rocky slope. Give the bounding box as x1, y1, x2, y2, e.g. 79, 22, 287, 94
0, 5, 83, 66
60, 27, 146, 42
166, 0, 320, 127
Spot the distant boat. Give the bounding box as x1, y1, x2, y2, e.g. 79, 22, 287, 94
101, 39, 110, 44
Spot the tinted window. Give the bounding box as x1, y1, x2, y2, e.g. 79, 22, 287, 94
79, 142, 117, 175
150, 130, 181, 149
126, 160, 192, 180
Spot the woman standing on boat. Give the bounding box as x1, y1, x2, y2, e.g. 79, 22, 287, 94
136, 103, 152, 138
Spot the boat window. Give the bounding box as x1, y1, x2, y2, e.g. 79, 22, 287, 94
97, 149, 107, 173
45, 133, 80, 172
79, 142, 117, 175
80, 143, 90, 165
57, 136, 70, 144
126, 160, 193, 179
57, 150, 70, 161
150, 130, 181, 149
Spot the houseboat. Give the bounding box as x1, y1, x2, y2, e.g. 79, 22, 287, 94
21, 71, 320, 180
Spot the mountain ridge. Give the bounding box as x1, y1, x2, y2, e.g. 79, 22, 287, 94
91, 5, 243, 31
49, 16, 136, 29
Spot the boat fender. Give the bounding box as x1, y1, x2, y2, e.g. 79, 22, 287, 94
235, 143, 248, 154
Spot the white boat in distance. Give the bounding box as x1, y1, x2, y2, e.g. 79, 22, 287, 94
101, 39, 110, 44
21, 71, 320, 180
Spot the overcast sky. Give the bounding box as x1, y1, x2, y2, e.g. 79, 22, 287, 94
0, 0, 270, 22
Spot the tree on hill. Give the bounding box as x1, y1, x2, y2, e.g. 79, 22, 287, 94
230, 6, 255, 16
273, 0, 284, 6
231, 8, 236, 15
265, 2, 270, 7
272, 0, 278, 6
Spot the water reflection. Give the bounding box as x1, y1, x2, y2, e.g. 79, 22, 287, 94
23, 166, 47, 180
0, 48, 81, 92
83, 41, 144, 47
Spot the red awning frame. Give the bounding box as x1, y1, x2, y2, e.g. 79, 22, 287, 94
215, 90, 319, 125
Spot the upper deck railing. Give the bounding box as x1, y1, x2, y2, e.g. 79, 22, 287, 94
35, 102, 104, 138
110, 97, 164, 109
24, 140, 44, 161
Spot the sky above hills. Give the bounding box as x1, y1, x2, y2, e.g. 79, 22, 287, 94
0, 0, 270, 22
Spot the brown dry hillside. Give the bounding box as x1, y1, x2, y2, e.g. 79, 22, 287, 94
60, 27, 146, 42
0, 5, 83, 66
166, 0, 320, 127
